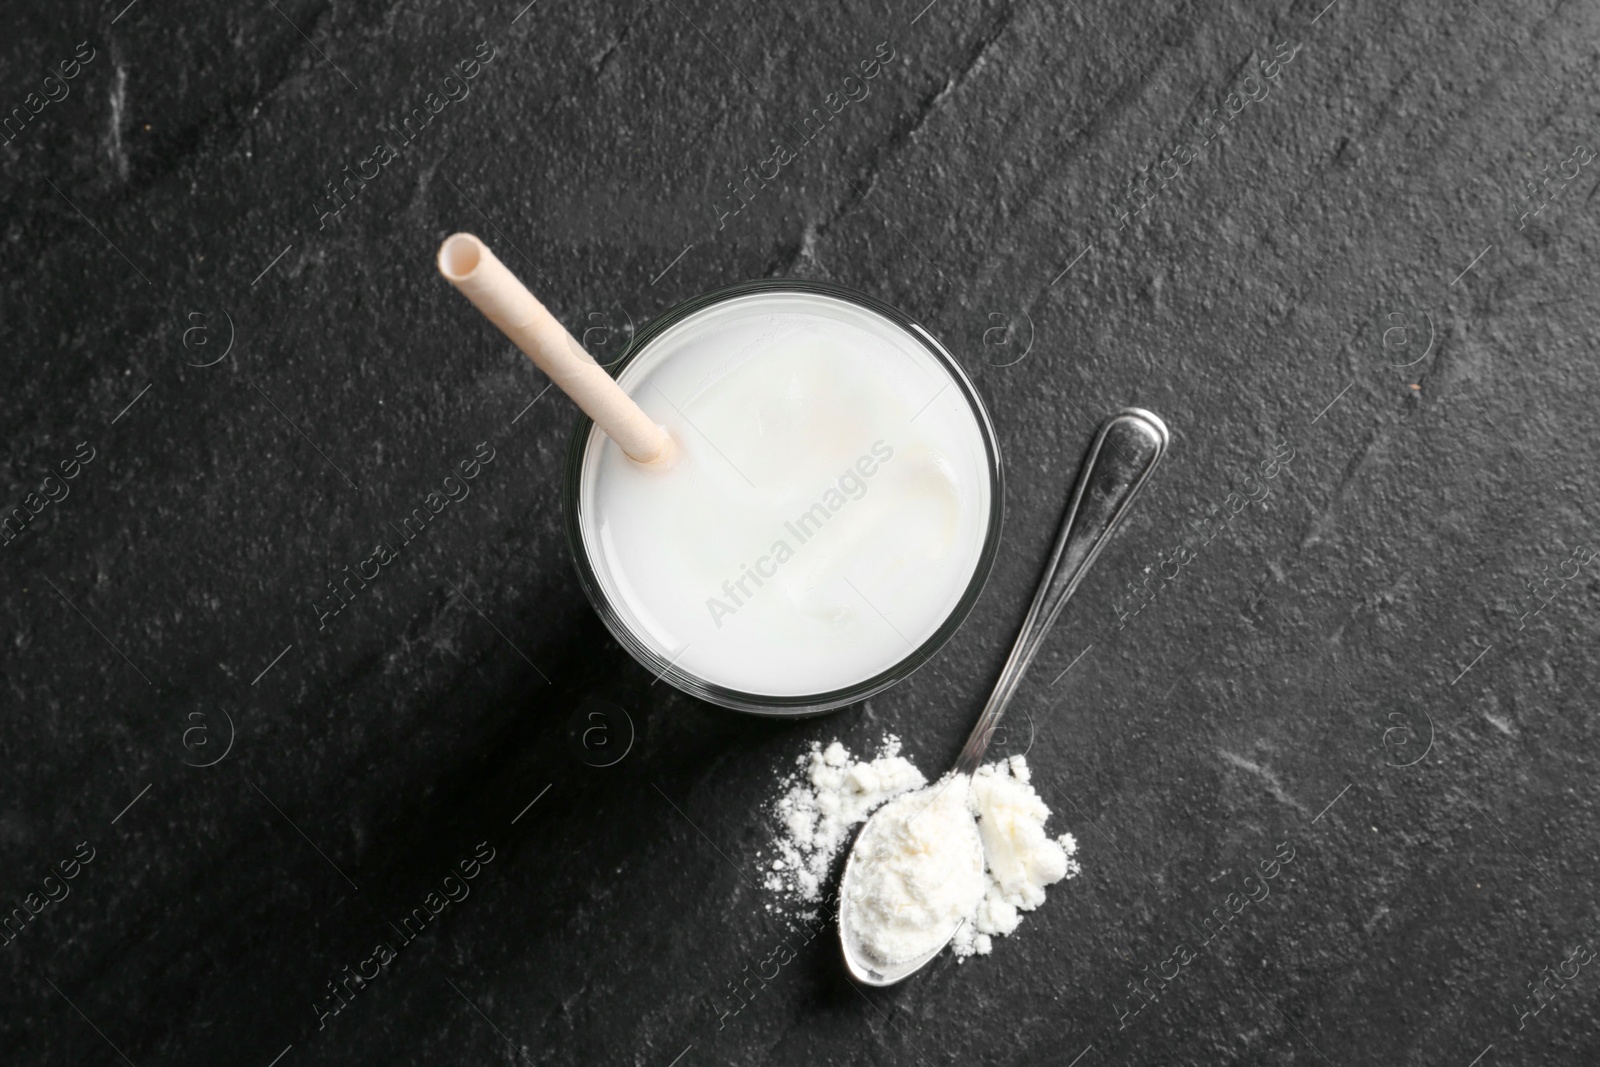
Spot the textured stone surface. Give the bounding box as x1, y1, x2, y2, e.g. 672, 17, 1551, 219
4, 0, 1600, 1063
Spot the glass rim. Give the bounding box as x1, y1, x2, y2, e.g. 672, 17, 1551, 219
561, 278, 1005, 717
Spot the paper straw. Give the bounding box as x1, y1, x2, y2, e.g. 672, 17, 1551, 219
436, 233, 675, 467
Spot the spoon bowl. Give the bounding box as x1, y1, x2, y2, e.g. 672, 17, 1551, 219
838, 822, 983, 986
837, 408, 1169, 986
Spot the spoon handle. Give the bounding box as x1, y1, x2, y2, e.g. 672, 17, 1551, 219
953, 408, 1169, 777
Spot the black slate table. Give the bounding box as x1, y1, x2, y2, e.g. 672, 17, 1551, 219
5, 0, 1600, 1063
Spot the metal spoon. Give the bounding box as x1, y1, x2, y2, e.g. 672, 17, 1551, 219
838, 408, 1170, 986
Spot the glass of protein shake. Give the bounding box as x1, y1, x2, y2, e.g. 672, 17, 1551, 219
563, 281, 1002, 714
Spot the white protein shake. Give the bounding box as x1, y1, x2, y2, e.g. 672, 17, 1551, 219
575, 288, 994, 699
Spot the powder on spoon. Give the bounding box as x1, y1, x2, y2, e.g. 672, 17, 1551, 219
843, 773, 986, 966
765, 740, 1079, 961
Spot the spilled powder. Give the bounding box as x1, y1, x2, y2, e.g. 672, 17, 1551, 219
764, 737, 925, 902
962, 756, 1080, 956
763, 739, 1079, 962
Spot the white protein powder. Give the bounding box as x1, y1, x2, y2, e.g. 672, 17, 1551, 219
845, 774, 986, 965
764, 738, 926, 902
765, 741, 1080, 962
959, 755, 1080, 957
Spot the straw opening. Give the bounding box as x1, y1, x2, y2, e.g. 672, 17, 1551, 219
438, 233, 483, 282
